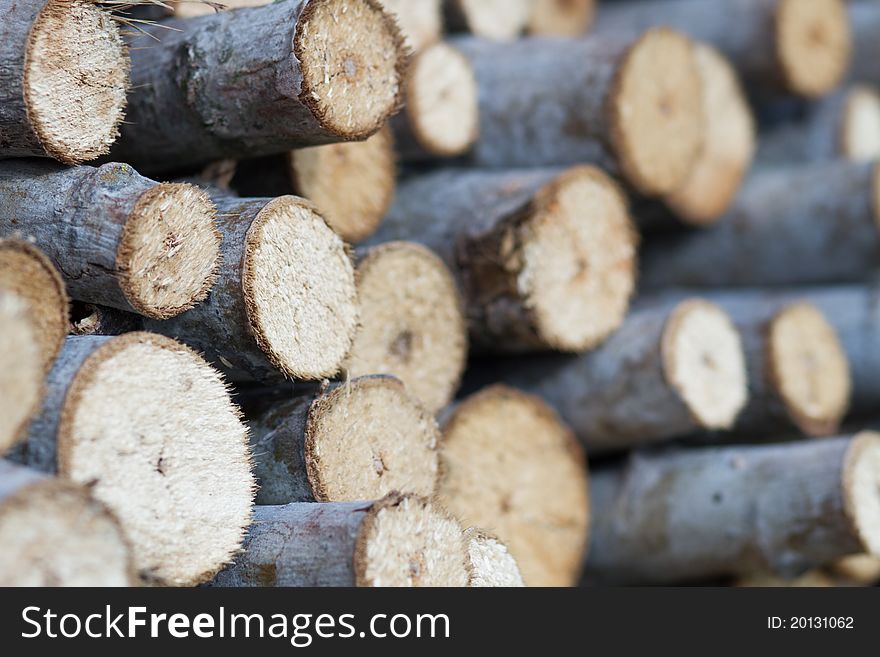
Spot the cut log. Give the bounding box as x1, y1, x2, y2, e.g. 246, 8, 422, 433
69, 302, 144, 337
111, 0, 407, 172
0, 0, 128, 163
249, 375, 439, 505
380, 0, 443, 51
464, 528, 525, 587
849, 1, 880, 86
0, 160, 219, 320
0, 239, 68, 373
758, 85, 880, 165
0, 293, 43, 454
640, 162, 880, 289
0, 460, 135, 586
143, 195, 358, 381
594, 0, 850, 98
233, 128, 396, 243
528, 0, 594, 37
457, 28, 705, 196
366, 166, 637, 353
444, 0, 531, 41
392, 43, 479, 159
12, 332, 255, 586
735, 571, 834, 588
213, 494, 469, 587
586, 433, 880, 583
663, 43, 755, 225
344, 242, 467, 413
437, 385, 590, 587
487, 300, 748, 453
829, 554, 880, 586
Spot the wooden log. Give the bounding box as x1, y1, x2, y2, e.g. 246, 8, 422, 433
0, 160, 219, 320
111, 0, 407, 172
586, 433, 880, 584
0, 460, 135, 586
758, 85, 880, 165
0, 239, 68, 374
487, 300, 749, 453
437, 385, 590, 587
639, 162, 880, 289
365, 166, 637, 353
734, 571, 835, 588
0, 293, 43, 455
11, 332, 255, 586
143, 195, 358, 381
829, 554, 880, 586
464, 528, 525, 587
444, 0, 531, 41
457, 29, 705, 196
232, 128, 396, 243
849, 1, 880, 86
69, 302, 144, 337
0, 0, 128, 163
344, 242, 467, 414
213, 494, 470, 587
249, 375, 439, 505
528, 0, 594, 37
392, 43, 479, 160
594, 0, 851, 98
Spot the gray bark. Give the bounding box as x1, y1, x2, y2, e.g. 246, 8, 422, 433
850, 1, 880, 85
0, 459, 47, 500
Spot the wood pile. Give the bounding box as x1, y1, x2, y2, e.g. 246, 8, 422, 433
1, 0, 878, 589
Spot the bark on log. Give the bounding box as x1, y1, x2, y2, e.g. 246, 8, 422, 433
249, 375, 439, 505
69, 302, 144, 337
586, 434, 880, 583
143, 195, 358, 381
444, 0, 531, 41
594, 0, 851, 98
849, 1, 880, 86
11, 332, 255, 586
365, 166, 637, 353
639, 162, 880, 289
0, 460, 135, 586
486, 300, 749, 453
0, 293, 43, 455
437, 385, 590, 587
391, 43, 479, 160
464, 528, 525, 587
212, 494, 470, 587
0, 0, 128, 163
0, 160, 219, 320
344, 242, 467, 414
758, 85, 880, 165
0, 239, 68, 374
528, 0, 594, 37
456, 29, 705, 196
111, 0, 407, 172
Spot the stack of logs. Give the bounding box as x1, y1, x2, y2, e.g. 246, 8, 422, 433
1, 0, 879, 588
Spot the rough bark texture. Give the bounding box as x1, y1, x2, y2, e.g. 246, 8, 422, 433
849, 1, 880, 85
640, 162, 880, 289
587, 437, 872, 583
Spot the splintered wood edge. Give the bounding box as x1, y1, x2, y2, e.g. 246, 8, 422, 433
353, 494, 469, 587
303, 375, 440, 502
842, 432, 880, 557
528, 0, 595, 37
766, 303, 851, 437
464, 528, 525, 587
24, 0, 129, 163
840, 85, 880, 162
0, 292, 43, 453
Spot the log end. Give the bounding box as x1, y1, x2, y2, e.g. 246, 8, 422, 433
380, 0, 443, 52
661, 300, 748, 431
665, 44, 755, 225
517, 166, 637, 352
767, 303, 851, 437
830, 554, 880, 586
841, 85, 880, 162
354, 494, 469, 587
289, 127, 396, 242
242, 196, 358, 380
447, 0, 532, 41
465, 528, 526, 587
608, 28, 704, 196
296, 0, 407, 140
0, 293, 43, 454
0, 471, 135, 586
345, 242, 467, 414
24, 0, 128, 163
527, 0, 594, 37
56, 332, 255, 586
776, 0, 850, 98
118, 182, 220, 320
843, 432, 880, 557
437, 385, 590, 587
0, 240, 69, 374
305, 376, 439, 502
403, 43, 479, 157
